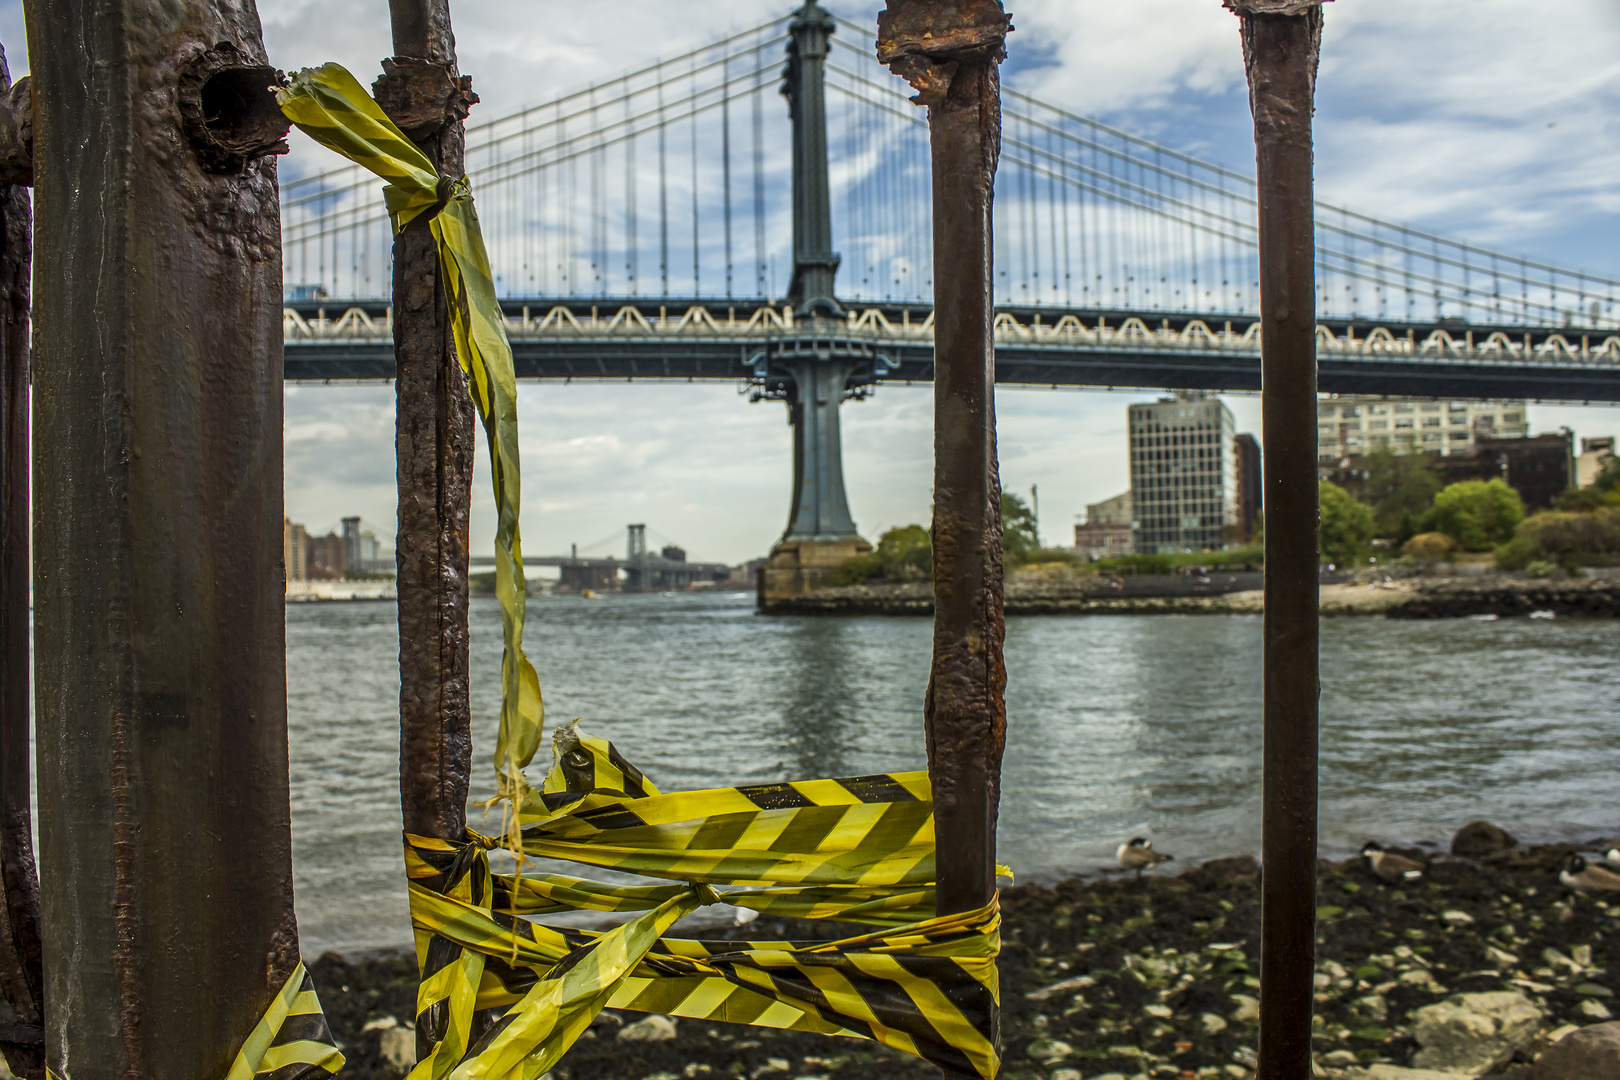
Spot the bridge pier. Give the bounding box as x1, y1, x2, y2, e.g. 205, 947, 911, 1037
760, 355, 873, 604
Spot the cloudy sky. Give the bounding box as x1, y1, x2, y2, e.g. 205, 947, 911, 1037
4, 1, 1618, 563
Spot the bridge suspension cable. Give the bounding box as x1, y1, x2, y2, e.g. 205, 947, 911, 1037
281, 7, 1619, 331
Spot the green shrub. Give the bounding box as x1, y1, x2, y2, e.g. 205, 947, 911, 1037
1493, 534, 1537, 570
1092, 544, 1262, 575
832, 524, 933, 585
1401, 532, 1457, 560
1320, 480, 1377, 565
1001, 493, 1039, 564
1523, 559, 1558, 579
1420, 478, 1524, 551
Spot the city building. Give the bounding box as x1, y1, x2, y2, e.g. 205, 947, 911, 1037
1577, 436, 1614, 488
1073, 491, 1132, 559
1127, 393, 1239, 554
1233, 433, 1262, 541
283, 519, 309, 582
306, 532, 348, 579
1320, 430, 1574, 513
1316, 396, 1527, 461
342, 516, 362, 571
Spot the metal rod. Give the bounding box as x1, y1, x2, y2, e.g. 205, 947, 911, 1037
26, 2, 298, 1072
0, 45, 41, 1080
878, 4, 1010, 1076
383, 0, 477, 843
1227, 3, 1323, 1078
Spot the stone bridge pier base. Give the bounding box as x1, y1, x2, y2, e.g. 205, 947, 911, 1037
759, 358, 871, 606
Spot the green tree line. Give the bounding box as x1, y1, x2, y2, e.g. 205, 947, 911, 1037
1315, 447, 1620, 571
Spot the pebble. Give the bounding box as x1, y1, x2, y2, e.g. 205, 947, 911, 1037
1200, 1012, 1228, 1034
378, 1026, 416, 1070
1577, 999, 1612, 1020
1026, 1039, 1073, 1063
618, 1015, 678, 1042
1230, 995, 1260, 1022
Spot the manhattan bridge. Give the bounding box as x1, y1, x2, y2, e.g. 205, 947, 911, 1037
280, 2, 1620, 548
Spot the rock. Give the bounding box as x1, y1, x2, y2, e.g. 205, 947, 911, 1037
1026, 1038, 1073, 1063
1321, 1050, 1359, 1066
1349, 994, 1389, 1022
1187, 855, 1260, 885
1144, 1003, 1173, 1018
1025, 974, 1096, 1001
1350, 1067, 1472, 1080
1530, 1022, 1620, 1079
1398, 968, 1447, 993
362, 1014, 399, 1032
1231, 995, 1260, 1022
1410, 991, 1544, 1074
378, 1026, 416, 1070
1201, 1012, 1229, 1034
1452, 820, 1517, 857
1577, 1000, 1612, 1020
1050, 1071, 1083, 1080
1441, 909, 1475, 926
1232, 1046, 1257, 1068
618, 1014, 678, 1042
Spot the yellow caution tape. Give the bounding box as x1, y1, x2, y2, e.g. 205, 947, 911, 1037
277, 63, 544, 807
274, 63, 1002, 1080
224, 961, 346, 1080
403, 727, 1000, 1080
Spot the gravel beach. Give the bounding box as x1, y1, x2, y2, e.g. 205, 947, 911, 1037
311, 833, 1620, 1080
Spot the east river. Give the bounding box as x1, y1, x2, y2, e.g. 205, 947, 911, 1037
287, 593, 1620, 956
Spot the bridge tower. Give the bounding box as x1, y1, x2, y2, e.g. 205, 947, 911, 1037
759, 0, 874, 605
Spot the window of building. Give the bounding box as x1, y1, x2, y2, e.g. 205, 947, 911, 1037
1369, 420, 1388, 430
1394, 419, 1414, 429
1449, 402, 1469, 411
1370, 404, 1388, 414
1342, 406, 1360, 418
1450, 415, 1467, 425
1503, 412, 1522, 423
1449, 431, 1469, 440
1394, 403, 1415, 413
1421, 403, 1440, 412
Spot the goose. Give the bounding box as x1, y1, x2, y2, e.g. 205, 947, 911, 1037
1561, 855, 1620, 894
1361, 841, 1425, 882
1117, 837, 1172, 877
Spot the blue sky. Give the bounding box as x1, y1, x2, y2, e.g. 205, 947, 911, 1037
4, 1, 1618, 561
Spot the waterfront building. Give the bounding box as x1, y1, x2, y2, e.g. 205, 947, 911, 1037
1073, 491, 1132, 559
1233, 433, 1262, 541
306, 532, 348, 579
283, 519, 309, 582
1321, 429, 1574, 512
1317, 395, 1527, 461
1127, 393, 1238, 554
1577, 436, 1614, 488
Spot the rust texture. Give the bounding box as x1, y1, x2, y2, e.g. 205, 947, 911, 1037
176, 41, 290, 175
26, 0, 299, 1075
0, 74, 30, 188
879, 3, 1010, 1075
0, 44, 40, 1080
1230, 4, 1324, 1079
383, 0, 477, 844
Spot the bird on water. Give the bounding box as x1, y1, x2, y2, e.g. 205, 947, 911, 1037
1117, 837, 1172, 877
1561, 855, 1620, 894
1361, 841, 1425, 882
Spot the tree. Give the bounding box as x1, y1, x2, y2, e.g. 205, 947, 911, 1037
1001, 492, 1039, 564
1360, 446, 1441, 542
1319, 481, 1377, 565
1421, 478, 1524, 551
832, 524, 932, 585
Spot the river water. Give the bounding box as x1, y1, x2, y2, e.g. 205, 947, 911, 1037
288, 593, 1620, 956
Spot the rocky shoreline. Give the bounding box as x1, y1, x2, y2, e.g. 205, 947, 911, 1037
312, 830, 1620, 1080
761, 577, 1620, 619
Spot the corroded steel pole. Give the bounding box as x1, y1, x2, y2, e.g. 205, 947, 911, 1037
0, 48, 40, 1080
878, 4, 1010, 1075
377, 0, 479, 842
1226, 3, 1324, 1078
26, 1, 298, 1074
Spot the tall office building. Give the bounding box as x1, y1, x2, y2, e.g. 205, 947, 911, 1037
1317, 396, 1527, 461
1128, 393, 1238, 554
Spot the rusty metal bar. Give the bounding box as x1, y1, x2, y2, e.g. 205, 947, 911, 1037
0, 46, 40, 1080
1227, 3, 1324, 1078
26, 1, 298, 1073
878, 4, 1010, 1076
380, 0, 479, 843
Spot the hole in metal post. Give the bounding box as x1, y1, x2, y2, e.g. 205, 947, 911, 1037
179, 42, 290, 174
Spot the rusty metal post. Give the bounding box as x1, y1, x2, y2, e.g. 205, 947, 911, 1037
1226, 3, 1324, 1078
377, 0, 479, 842
26, 1, 298, 1074
878, 4, 1010, 1076
0, 48, 40, 1080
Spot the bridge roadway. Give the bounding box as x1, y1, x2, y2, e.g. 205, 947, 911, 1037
284, 297, 1620, 403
